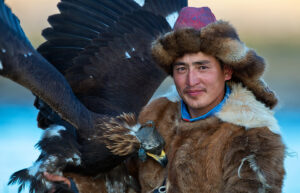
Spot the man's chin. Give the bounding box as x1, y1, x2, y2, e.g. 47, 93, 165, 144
182, 96, 204, 109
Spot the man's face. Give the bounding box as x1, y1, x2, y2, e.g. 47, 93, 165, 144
173, 52, 232, 117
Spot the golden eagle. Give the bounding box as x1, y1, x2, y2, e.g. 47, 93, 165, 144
0, 0, 187, 192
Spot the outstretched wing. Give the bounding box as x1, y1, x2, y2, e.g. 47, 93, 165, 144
36, 0, 187, 118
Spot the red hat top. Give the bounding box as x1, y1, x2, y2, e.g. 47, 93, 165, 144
174, 7, 217, 30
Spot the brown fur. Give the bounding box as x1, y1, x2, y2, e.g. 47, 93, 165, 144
100, 113, 140, 156
136, 96, 285, 193
64, 172, 107, 193
151, 20, 277, 108
64, 164, 139, 193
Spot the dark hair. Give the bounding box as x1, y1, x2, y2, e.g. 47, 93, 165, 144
216, 57, 225, 70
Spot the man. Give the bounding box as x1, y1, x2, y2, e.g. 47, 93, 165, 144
47, 7, 285, 193
135, 6, 285, 193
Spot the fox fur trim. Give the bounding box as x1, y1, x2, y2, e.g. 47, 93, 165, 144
151, 20, 277, 108
216, 83, 280, 134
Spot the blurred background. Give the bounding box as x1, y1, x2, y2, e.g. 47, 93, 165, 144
0, 0, 299, 192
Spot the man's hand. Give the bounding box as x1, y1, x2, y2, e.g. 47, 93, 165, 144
43, 172, 71, 192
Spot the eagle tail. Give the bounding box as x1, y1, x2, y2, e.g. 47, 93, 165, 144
8, 167, 72, 193
8, 168, 45, 193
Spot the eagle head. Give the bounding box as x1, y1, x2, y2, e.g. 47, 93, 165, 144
136, 120, 168, 167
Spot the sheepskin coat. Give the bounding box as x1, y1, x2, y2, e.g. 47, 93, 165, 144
137, 82, 285, 193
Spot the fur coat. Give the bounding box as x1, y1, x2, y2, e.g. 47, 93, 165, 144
136, 82, 285, 193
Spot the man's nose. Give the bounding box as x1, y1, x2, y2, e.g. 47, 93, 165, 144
186, 69, 199, 87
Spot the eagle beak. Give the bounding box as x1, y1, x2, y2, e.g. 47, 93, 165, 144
146, 150, 168, 167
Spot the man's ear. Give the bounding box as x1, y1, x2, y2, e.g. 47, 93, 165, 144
224, 65, 233, 81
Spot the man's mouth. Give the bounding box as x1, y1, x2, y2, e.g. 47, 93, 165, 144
185, 89, 206, 96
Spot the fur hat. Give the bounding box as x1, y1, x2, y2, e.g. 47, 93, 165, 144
151, 7, 277, 109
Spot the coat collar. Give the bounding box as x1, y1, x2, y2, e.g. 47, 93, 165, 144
216, 83, 280, 134
150, 81, 280, 134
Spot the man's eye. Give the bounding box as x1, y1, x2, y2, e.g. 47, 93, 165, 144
198, 65, 208, 70
176, 66, 186, 72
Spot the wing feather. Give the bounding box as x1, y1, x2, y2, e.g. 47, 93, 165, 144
37, 0, 141, 73
143, 0, 187, 17
35, 0, 187, 126
65, 10, 172, 111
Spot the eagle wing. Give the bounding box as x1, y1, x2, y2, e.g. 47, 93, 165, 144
33, 0, 187, 129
